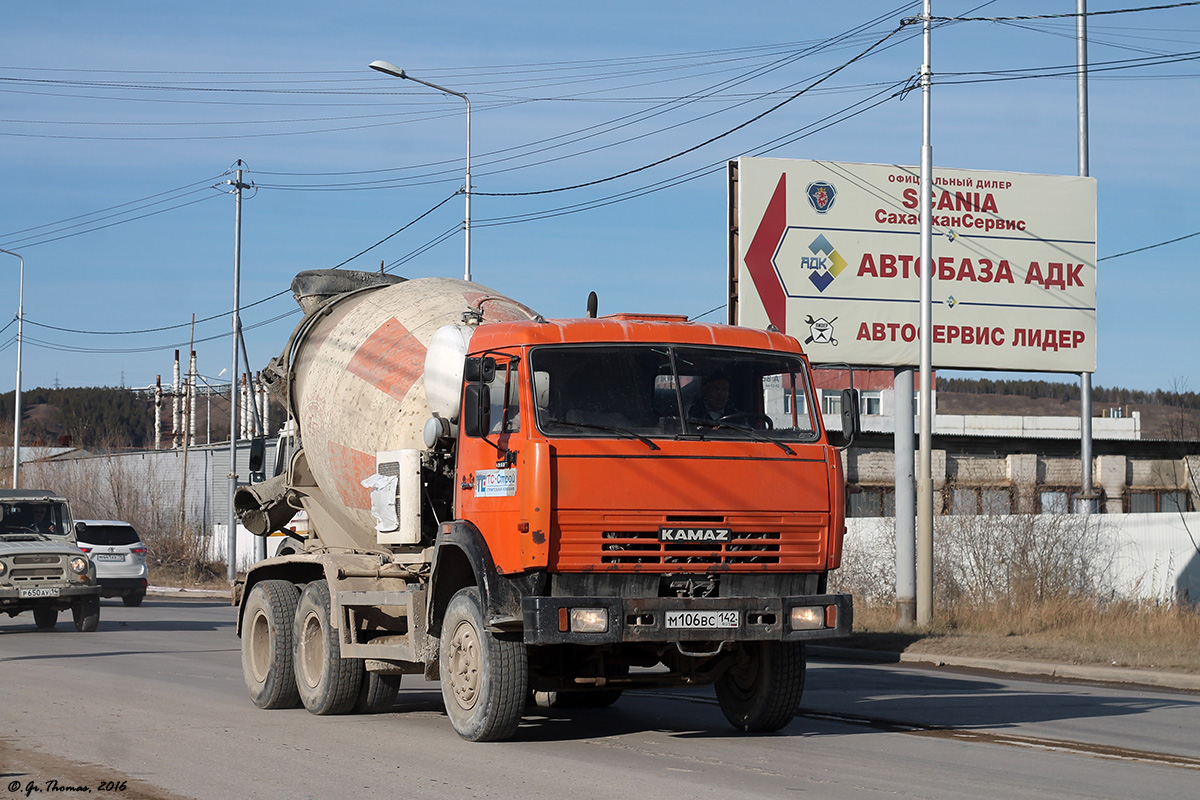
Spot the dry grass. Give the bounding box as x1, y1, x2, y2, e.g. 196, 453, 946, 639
846, 597, 1200, 674
834, 510, 1200, 674
151, 563, 229, 590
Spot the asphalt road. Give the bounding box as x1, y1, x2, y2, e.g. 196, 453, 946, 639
2, 597, 1198, 800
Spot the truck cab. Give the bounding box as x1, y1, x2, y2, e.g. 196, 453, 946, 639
0, 489, 100, 632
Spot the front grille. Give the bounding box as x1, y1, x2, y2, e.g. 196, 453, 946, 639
552, 512, 828, 572
14, 554, 59, 565
601, 530, 783, 565
12, 567, 68, 581
9, 554, 68, 582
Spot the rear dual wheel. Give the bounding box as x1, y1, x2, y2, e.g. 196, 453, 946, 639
294, 580, 363, 715
243, 578, 400, 714
242, 579, 302, 708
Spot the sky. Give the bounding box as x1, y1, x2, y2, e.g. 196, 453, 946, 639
0, 1, 1197, 397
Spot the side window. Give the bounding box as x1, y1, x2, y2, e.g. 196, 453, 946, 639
487, 359, 520, 434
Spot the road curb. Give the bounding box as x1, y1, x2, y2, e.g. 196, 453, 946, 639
147, 585, 230, 599
810, 645, 1200, 692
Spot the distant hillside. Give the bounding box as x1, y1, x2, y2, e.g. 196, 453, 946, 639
936, 391, 1200, 441
938, 377, 1200, 411
0, 386, 235, 449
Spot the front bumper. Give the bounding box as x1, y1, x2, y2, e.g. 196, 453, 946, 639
522, 592, 852, 645
1, 582, 101, 609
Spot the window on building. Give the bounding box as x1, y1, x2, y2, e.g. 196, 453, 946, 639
860, 390, 882, 416
847, 487, 896, 518
949, 486, 1012, 516
821, 391, 842, 416
1129, 491, 1190, 513
1039, 490, 1071, 515
980, 488, 1012, 515
782, 387, 807, 416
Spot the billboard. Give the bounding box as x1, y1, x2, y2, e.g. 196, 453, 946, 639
730, 157, 1097, 373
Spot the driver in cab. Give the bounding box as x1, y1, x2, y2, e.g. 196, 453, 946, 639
687, 372, 737, 422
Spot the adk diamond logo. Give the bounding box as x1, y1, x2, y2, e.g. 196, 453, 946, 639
804, 234, 848, 293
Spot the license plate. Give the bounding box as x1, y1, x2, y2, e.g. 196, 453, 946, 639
665, 610, 739, 629
94, 554, 125, 561
19, 587, 60, 599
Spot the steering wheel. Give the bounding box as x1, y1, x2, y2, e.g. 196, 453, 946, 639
718, 412, 773, 430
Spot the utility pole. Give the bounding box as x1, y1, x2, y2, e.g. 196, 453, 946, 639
916, 0, 935, 625
0, 248, 23, 489
227, 161, 250, 583
1077, 0, 1095, 514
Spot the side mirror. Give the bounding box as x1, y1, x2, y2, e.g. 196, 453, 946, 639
840, 388, 861, 446
463, 356, 496, 383
248, 437, 265, 473
461, 383, 492, 438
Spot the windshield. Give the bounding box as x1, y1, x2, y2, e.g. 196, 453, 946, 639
530, 344, 820, 443
0, 501, 70, 537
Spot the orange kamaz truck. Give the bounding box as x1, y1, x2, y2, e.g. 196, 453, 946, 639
234, 269, 853, 741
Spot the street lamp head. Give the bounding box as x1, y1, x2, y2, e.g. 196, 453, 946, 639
369, 60, 406, 80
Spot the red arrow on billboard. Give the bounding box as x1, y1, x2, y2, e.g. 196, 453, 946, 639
743, 174, 788, 334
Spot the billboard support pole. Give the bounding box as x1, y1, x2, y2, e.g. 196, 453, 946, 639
1077, 0, 1095, 515
894, 368, 916, 626
916, 0, 935, 625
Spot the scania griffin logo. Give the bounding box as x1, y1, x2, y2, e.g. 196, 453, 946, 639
659, 527, 733, 543
806, 180, 837, 214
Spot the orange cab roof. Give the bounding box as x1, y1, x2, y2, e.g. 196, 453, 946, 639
469, 315, 807, 356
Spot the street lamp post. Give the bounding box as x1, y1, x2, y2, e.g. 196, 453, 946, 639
0, 248, 23, 489
369, 60, 472, 282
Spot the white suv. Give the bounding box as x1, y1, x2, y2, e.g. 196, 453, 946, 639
74, 520, 149, 607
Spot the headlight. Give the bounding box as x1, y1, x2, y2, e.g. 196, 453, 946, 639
569, 608, 609, 633
789, 606, 825, 631
70, 556, 89, 575
0, 561, 7, 577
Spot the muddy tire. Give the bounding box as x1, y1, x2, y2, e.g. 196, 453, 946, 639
294, 579, 363, 715
242, 579, 302, 709
355, 672, 402, 714
715, 641, 805, 733
440, 587, 527, 741
33, 607, 58, 630
72, 595, 100, 632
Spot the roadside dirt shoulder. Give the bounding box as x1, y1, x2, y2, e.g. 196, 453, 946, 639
833, 629, 1200, 677
0, 739, 193, 800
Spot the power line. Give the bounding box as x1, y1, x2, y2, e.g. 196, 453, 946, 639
474, 22, 914, 198
1099, 230, 1200, 260
16, 191, 461, 337
928, 1, 1200, 23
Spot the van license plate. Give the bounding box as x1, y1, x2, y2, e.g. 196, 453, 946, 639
19, 587, 60, 598
665, 610, 738, 629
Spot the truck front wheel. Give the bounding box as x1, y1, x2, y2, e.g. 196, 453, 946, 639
715, 641, 805, 733
33, 607, 58, 630
440, 587, 527, 741
294, 579, 364, 715
72, 595, 100, 632
242, 579, 301, 709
